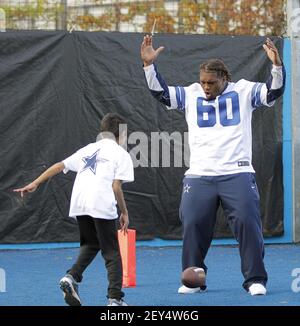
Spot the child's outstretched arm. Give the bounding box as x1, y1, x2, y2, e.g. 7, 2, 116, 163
112, 180, 129, 234
13, 162, 65, 197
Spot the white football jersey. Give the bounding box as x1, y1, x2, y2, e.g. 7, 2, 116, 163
63, 138, 134, 219
144, 64, 284, 176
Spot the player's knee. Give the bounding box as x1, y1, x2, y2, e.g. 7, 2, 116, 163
233, 213, 261, 232
183, 219, 208, 234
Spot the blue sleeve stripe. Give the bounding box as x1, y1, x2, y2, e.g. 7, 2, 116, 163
251, 83, 260, 107
175, 86, 182, 110
251, 82, 263, 108
179, 86, 185, 111
255, 83, 263, 107
252, 65, 286, 108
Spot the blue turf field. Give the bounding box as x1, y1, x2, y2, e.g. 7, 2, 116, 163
0, 244, 299, 306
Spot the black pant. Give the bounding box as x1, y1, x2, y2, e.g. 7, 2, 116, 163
68, 215, 124, 300
180, 173, 268, 291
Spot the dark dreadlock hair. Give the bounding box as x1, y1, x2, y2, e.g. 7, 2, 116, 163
200, 59, 231, 81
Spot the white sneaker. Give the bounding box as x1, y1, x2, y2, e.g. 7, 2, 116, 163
107, 298, 128, 306
248, 283, 267, 296
59, 274, 81, 306
178, 284, 207, 294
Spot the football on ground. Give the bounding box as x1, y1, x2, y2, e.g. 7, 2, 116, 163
181, 267, 206, 288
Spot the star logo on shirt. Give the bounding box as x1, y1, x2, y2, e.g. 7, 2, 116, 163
81, 150, 99, 175
184, 184, 191, 193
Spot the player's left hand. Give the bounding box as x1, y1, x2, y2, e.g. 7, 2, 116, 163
263, 38, 282, 66
119, 212, 129, 234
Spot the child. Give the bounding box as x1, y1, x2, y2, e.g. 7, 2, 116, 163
14, 113, 134, 306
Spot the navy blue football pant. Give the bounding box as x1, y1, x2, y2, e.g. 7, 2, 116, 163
179, 173, 268, 290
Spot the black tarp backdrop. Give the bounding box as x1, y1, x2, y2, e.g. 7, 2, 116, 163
0, 31, 283, 243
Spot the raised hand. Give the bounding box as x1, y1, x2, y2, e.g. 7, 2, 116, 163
263, 38, 282, 66
13, 182, 38, 197
141, 35, 164, 67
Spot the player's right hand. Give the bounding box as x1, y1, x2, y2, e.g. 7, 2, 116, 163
13, 182, 38, 197
141, 35, 164, 66
119, 212, 129, 234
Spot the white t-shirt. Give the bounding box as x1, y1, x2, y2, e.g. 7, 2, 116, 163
63, 138, 134, 219
144, 64, 284, 176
